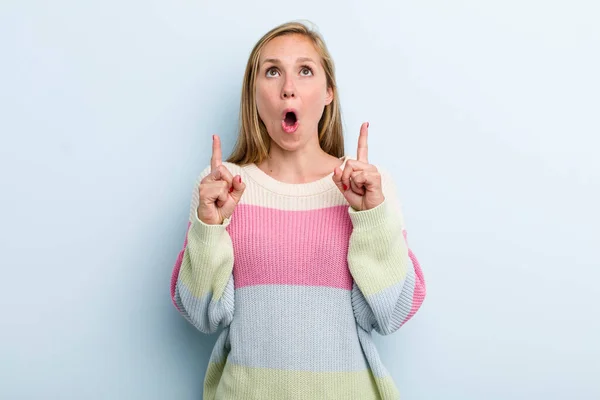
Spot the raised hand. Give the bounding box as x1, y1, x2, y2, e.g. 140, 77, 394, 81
197, 135, 246, 225
332, 122, 385, 211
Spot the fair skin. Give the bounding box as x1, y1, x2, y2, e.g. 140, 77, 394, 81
197, 34, 385, 225
254, 33, 339, 183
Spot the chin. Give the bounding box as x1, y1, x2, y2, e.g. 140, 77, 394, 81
271, 134, 304, 152
274, 140, 301, 152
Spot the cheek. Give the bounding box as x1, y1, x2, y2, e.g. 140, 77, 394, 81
304, 87, 329, 114
255, 86, 276, 114
255, 88, 280, 129
255, 87, 265, 109
255, 90, 268, 119
304, 78, 329, 101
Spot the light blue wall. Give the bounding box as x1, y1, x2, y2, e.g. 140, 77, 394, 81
1, 1, 599, 399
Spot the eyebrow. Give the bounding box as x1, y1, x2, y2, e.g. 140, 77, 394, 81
262, 57, 317, 65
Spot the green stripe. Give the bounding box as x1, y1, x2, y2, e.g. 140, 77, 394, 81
178, 217, 234, 299
203, 362, 400, 399
348, 200, 409, 296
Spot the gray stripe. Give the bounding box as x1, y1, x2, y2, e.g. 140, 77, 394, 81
356, 326, 391, 378
351, 264, 416, 335
228, 284, 370, 372
175, 275, 235, 334
208, 326, 231, 365
389, 266, 416, 328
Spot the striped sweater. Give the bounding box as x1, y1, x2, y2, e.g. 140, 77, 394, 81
170, 155, 426, 400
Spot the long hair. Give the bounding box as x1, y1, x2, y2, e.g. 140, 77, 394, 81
226, 21, 345, 165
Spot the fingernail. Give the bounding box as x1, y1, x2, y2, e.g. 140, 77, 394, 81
343, 184, 348, 191
212, 135, 215, 141
229, 186, 234, 193
367, 122, 370, 128
238, 176, 242, 183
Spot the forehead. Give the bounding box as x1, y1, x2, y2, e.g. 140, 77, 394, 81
259, 34, 321, 63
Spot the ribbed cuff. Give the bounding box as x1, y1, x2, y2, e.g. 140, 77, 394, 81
348, 199, 391, 231
190, 212, 231, 245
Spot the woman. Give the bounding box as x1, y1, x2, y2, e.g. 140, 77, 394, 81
170, 20, 426, 400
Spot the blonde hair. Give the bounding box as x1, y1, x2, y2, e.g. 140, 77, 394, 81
226, 21, 345, 165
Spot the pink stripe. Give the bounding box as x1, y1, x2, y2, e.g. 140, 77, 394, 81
401, 230, 426, 325
170, 221, 191, 310
228, 204, 354, 290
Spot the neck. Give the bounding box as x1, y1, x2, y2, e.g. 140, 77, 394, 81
258, 141, 342, 184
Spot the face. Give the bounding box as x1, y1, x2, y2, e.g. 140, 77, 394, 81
255, 34, 333, 152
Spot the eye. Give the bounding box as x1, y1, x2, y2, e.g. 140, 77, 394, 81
266, 67, 279, 77
300, 66, 313, 76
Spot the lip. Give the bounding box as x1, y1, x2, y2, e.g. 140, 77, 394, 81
281, 108, 299, 120
281, 108, 299, 134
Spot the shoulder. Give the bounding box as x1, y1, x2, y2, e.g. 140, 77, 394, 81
377, 165, 395, 187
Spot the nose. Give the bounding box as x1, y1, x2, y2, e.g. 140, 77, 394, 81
281, 78, 296, 99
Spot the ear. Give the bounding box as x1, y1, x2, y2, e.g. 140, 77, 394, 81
325, 86, 334, 106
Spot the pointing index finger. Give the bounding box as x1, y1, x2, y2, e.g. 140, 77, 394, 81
211, 134, 222, 172
357, 122, 369, 163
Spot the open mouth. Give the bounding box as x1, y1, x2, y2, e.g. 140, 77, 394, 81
284, 111, 297, 126
281, 109, 299, 133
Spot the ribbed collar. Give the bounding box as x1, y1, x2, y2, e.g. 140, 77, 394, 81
241, 155, 350, 197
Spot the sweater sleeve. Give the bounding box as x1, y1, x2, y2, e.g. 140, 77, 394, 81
347, 167, 426, 335
169, 166, 235, 334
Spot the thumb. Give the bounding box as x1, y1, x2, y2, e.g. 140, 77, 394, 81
229, 175, 246, 203
332, 167, 345, 193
